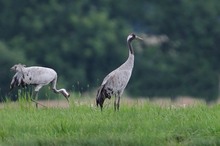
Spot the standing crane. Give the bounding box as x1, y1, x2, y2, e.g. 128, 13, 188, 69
96, 33, 143, 111
10, 64, 70, 108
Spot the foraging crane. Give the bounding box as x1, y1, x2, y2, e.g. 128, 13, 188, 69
10, 64, 70, 107
96, 33, 143, 111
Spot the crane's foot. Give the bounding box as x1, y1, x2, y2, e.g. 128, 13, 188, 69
31, 99, 47, 108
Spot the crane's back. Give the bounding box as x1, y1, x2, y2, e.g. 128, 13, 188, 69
23, 66, 57, 85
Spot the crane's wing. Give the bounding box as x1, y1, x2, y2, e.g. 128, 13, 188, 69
101, 69, 118, 85
98, 68, 132, 99
97, 71, 117, 101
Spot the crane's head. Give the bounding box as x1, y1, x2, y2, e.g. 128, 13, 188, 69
11, 64, 26, 72
127, 33, 143, 42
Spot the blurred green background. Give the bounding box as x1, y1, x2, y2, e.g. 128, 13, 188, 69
0, 0, 220, 101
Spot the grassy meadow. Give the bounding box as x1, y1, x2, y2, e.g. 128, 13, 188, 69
0, 97, 220, 146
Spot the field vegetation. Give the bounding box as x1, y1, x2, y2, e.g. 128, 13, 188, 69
0, 96, 220, 146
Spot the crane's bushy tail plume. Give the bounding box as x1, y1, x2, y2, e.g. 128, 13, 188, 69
96, 85, 112, 110
96, 85, 105, 110
10, 73, 27, 90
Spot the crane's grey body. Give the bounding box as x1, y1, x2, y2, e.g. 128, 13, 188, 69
10, 64, 70, 107
96, 33, 142, 110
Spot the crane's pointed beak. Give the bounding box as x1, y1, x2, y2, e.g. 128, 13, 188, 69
136, 36, 143, 41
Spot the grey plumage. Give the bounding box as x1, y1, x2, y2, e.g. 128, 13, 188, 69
96, 33, 143, 110
10, 64, 70, 107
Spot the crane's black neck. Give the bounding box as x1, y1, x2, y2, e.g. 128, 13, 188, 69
127, 40, 134, 55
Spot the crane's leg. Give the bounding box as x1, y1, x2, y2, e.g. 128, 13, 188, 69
117, 96, 121, 110
32, 91, 39, 108
32, 85, 43, 108
114, 96, 117, 111
114, 94, 120, 111
100, 104, 103, 111
114, 92, 121, 111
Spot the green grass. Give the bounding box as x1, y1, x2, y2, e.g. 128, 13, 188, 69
0, 99, 220, 146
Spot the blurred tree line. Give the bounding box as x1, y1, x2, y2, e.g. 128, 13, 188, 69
0, 0, 220, 101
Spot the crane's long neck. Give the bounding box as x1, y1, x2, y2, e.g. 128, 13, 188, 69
119, 39, 135, 70
120, 40, 134, 69
127, 40, 134, 55
51, 77, 70, 101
